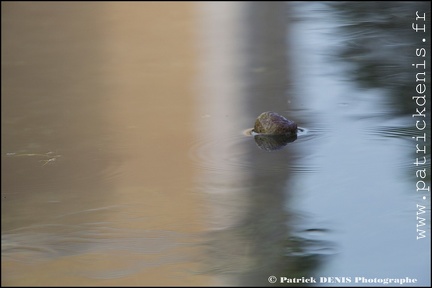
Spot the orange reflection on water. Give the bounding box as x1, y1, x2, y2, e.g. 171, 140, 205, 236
2, 2, 211, 286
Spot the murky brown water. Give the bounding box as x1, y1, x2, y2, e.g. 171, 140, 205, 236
2, 2, 210, 286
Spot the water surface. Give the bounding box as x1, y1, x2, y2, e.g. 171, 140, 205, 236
2, 2, 431, 286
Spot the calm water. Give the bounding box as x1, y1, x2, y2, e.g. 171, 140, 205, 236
2, 2, 431, 286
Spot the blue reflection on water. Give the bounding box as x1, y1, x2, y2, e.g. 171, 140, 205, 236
287, 2, 430, 286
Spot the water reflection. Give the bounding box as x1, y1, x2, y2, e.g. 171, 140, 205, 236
195, 2, 329, 286
253, 134, 297, 152
2, 2, 210, 286
2, 1, 430, 286
329, 1, 431, 116
328, 2, 431, 190
288, 2, 430, 286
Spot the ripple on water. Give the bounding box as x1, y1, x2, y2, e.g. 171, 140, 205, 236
287, 223, 339, 257
364, 125, 423, 140
363, 124, 427, 170
287, 127, 325, 174
243, 126, 310, 137
2, 150, 124, 194
190, 127, 319, 175
189, 131, 256, 174
2, 223, 200, 277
